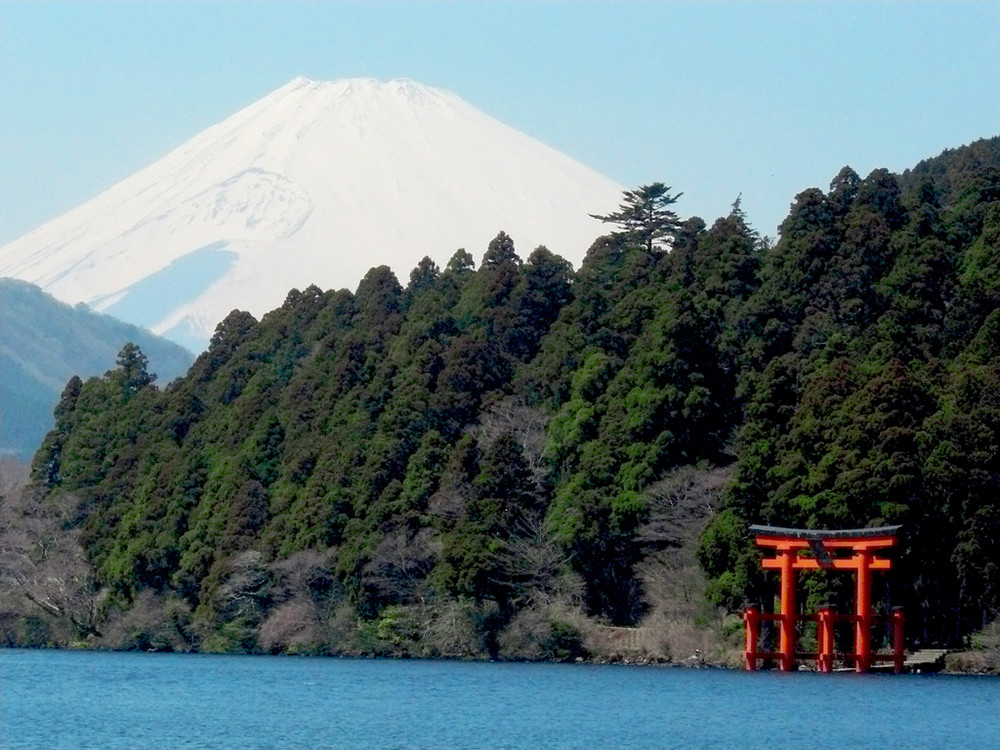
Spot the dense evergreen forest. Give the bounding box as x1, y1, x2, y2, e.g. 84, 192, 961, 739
2, 138, 997, 660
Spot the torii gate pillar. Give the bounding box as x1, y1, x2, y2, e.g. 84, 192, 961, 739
745, 525, 902, 673
777, 548, 797, 671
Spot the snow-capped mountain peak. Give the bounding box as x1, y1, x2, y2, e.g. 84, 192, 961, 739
0, 77, 624, 352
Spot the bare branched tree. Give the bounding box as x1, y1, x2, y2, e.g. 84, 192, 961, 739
0, 472, 106, 644
635, 464, 730, 548
630, 464, 739, 665
213, 550, 268, 621
267, 549, 340, 609
361, 527, 435, 605
426, 484, 470, 523
257, 550, 343, 654
493, 511, 580, 609
0, 460, 28, 525
472, 396, 549, 486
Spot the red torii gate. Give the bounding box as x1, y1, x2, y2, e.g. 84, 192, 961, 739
744, 524, 904, 673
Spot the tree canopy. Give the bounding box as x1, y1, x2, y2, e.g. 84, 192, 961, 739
590, 182, 683, 252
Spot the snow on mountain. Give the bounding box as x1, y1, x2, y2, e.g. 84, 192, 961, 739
0, 77, 624, 351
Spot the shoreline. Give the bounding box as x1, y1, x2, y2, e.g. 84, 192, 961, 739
3, 643, 996, 676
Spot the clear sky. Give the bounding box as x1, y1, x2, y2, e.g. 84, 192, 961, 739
1, 1, 997, 245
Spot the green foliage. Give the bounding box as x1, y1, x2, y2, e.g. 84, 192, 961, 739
24, 138, 1000, 652
706, 141, 1000, 640
590, 182, 683, 252
111, 343, 156, 398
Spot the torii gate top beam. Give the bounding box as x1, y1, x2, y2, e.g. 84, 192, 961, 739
748, 524, 901, 540
750, 524, 900, 551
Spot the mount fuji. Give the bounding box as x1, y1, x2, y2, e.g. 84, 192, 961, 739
0, 77, 624, 352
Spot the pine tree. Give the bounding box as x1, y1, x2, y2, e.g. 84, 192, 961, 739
590, 183, 683, 252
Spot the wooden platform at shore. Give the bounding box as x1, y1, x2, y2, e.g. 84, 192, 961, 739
904, 649, 949, 672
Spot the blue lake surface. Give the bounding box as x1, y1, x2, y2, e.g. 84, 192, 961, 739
1, 649, 996, 749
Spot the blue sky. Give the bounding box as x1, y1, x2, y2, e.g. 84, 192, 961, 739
1, 1, 997, 245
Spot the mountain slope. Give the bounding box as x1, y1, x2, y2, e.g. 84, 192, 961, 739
0, 278, 194, 461
0, 77, 624, 351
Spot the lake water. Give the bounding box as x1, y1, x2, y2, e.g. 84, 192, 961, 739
1, 649, 996, 749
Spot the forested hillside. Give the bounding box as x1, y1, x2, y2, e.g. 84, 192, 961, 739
3, 138, 997, 657
700, 140, 1000, 643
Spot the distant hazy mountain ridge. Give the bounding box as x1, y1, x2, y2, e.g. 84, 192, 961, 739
0, 77, 624, 351
0, 279, 194, 461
